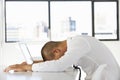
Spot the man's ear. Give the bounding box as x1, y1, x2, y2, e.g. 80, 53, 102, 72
52, 49, 61, 58
53, 49, 61, 54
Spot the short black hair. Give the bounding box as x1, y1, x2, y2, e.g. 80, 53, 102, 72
41, 41, 61, 61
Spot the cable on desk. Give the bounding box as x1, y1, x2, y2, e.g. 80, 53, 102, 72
73, 65, 81, 80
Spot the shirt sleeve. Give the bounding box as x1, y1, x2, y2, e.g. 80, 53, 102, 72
32, 36, 91, 72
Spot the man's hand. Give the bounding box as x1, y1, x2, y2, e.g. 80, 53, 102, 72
4, 60, 44, 72
4, 64, 32, 72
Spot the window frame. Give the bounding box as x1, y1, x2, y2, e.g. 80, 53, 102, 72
5, 0, 119, 43
93, 0, 119, 41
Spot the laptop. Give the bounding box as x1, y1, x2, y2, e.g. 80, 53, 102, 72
8, 43, 33, 73
19, 43, 33, 64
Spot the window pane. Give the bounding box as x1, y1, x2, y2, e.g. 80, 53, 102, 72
94, 2, 118, 40
6, 1, 49, 42
50, 1, 92, 41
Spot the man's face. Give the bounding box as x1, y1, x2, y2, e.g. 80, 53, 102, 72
54, 44, 67, 60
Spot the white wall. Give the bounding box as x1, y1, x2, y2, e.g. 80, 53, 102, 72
0, 0, 120, 68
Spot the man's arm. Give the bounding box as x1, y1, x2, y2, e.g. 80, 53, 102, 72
4, 60, 44, 72
33, 60, 44, 63
4, 64, 32, 72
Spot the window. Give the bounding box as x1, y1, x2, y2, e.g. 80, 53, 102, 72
94, 1, 119, 40
50, 1, 92, 41
5, 0, 119, 42
6, 1, 49, 42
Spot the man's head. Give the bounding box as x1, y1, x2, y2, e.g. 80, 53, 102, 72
41, 40, 67, 61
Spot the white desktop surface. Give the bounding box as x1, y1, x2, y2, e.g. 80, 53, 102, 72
0, 67, 78, 80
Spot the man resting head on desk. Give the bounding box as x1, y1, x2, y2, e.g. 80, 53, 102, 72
4, 35, 120, 80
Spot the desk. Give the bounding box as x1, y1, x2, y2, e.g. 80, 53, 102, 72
0, 67, 79, 80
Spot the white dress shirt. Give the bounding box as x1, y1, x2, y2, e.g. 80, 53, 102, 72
32, 35, 120, 80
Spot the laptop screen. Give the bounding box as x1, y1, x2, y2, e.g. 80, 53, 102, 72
19, 43, 33, 64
